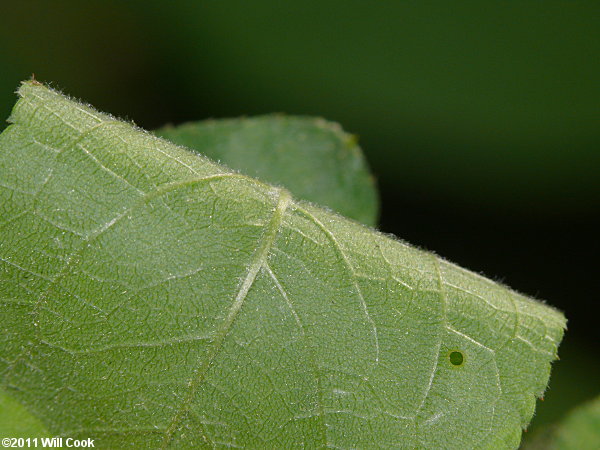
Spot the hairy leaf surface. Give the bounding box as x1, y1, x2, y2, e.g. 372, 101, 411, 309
0, 82, 565, 448
156, 116, 378, 226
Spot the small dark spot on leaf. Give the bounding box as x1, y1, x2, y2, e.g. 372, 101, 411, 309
448, 350, 465, 367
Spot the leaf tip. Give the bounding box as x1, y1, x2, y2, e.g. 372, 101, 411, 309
29, 73, 43, 85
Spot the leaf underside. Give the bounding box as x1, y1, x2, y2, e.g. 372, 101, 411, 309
0, 82, 565, 448
155, 116, 379, 227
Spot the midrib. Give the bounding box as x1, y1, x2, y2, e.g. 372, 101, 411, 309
161, 187, 291, 448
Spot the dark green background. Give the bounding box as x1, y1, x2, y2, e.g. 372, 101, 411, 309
1, 0, 598, 437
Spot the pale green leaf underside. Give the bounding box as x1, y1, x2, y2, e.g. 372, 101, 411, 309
0, 82, 565, 448
155, 116, 379, 227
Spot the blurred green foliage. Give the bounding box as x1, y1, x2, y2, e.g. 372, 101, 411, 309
524, 393, 600, 449
549, 395, 600, 449
0, 388, 49, 437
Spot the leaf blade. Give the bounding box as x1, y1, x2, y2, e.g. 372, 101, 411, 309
0, 82, 565, 448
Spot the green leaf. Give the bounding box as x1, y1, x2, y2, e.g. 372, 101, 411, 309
0, 82, 565, 448
155, 116, 378, 226
550, 395, 600, 449
525, 395, 600, 450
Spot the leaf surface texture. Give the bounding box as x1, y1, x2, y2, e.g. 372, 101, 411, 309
0, 83, 565, 448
